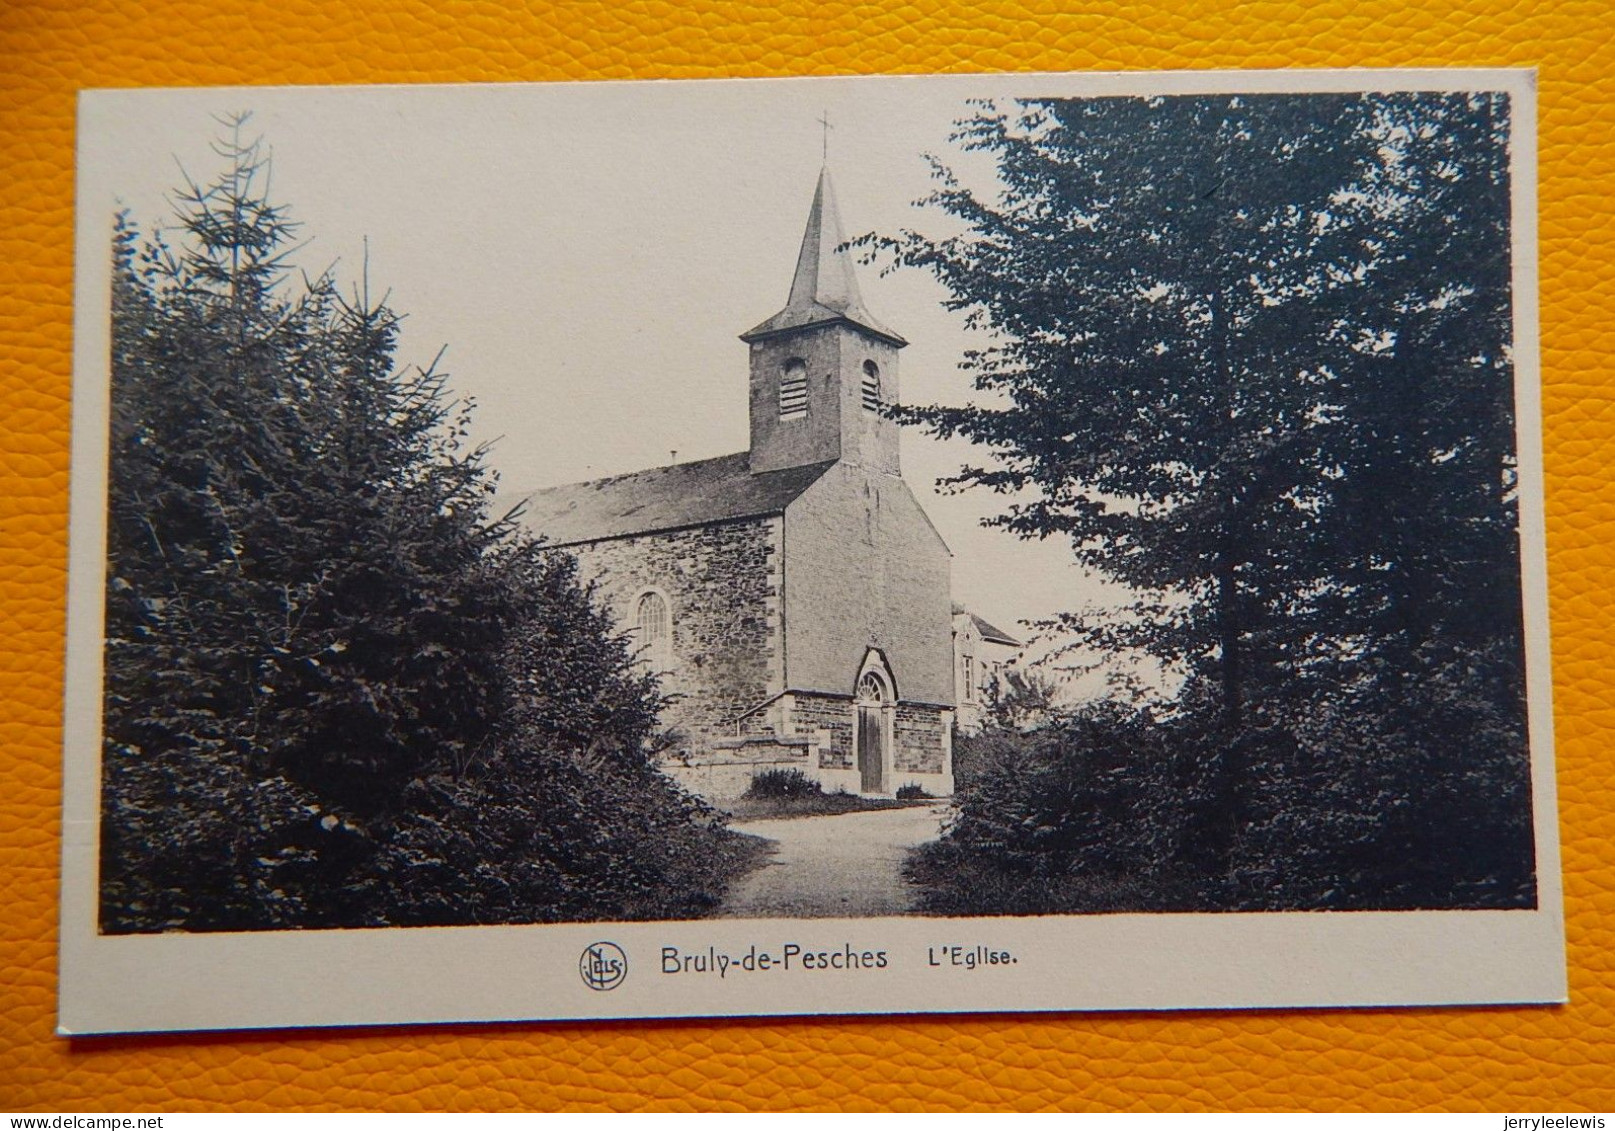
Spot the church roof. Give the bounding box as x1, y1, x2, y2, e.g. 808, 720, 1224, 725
952, 604, 1022, 647
740, 167, 907, 348
512, 451, 836, 548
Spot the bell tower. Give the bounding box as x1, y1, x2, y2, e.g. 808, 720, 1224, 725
741, 168, 907, 477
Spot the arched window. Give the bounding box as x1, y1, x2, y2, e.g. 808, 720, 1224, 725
857, 670, 887, 704
861, 360, 881, 412
634, 590, 672, 670
780, 358, 809, 420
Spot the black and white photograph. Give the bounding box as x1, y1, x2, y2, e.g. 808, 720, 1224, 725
59, 70, 1563, 1033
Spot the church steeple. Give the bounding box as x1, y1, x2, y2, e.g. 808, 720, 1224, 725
742, 168, 906, 477
742, 167, 906, 349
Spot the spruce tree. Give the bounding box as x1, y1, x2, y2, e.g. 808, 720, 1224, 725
102, 115, 735, 931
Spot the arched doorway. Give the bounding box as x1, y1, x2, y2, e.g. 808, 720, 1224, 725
854, 657, 894, 795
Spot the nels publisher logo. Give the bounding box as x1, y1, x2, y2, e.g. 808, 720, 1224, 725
580, 941, 627, 991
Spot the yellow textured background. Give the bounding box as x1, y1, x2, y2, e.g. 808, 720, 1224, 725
2, 0, 1611, 1112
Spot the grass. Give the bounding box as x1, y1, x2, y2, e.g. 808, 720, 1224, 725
659, 827, 774, 919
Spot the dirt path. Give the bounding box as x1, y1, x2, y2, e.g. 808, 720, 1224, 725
718, 801, 949, 918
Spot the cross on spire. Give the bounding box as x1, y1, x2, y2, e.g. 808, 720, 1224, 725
817, 110, 832, 161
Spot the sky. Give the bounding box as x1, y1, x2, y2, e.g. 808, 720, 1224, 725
78, 70, 1531, 678
80, 75, 1123, 648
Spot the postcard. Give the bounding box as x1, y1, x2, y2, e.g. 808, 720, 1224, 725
59, 68, 1563, 1034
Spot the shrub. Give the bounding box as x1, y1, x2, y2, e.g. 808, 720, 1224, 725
921, 703, 1190, 896
1227, 661, 1535, 911
910, 664, 1536, 915
895, 783, 932, 800
745, 767, 821, 800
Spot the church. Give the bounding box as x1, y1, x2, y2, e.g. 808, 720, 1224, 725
516, 168, 958, 801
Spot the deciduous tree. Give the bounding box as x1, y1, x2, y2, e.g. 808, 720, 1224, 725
885, 93, 1532, 906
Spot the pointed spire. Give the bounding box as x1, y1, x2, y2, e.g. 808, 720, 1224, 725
786, 168, 862, 317
741, 167, 906, 347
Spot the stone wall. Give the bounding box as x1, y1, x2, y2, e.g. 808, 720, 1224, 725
747, 322, 902, 476
895, 702, 947, 775
791, 692, 854, 770
786, 692, 951, 795
564, 516, 781, 754
736, 703, 782, 738
662, 736, 813, 803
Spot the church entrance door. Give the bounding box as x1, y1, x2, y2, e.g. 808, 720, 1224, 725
856, 671, 887, 794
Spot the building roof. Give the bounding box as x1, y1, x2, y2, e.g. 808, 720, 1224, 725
740, 167, 907, 348
952, 603, 1022, 647
511, 451, 836, 548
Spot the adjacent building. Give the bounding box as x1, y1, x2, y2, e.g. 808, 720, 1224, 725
952, 605, 1021, 734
